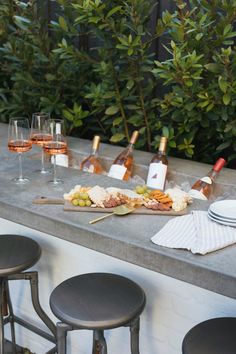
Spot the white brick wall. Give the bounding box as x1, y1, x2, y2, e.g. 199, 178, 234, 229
2, 217, 236, 354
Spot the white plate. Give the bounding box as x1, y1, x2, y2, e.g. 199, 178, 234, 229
209, 200, 236, 220
208, 209, 236, 223
208, 213, 236, 227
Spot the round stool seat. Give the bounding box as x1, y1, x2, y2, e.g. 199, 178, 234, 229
0, 235, 41, 276
50, 273, 146, 330
182, 317, 236, 354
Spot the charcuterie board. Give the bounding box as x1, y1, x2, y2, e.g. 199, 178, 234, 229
63, 201, 186, 215
33, 197, 187, 216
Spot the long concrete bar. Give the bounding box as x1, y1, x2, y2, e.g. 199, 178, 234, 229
0, 123, 236, 299
0, 122, 236, 353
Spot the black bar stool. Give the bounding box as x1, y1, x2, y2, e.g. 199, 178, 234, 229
0, 234, 56, 354
50, 272, 146, 354
182, 317, 236, 354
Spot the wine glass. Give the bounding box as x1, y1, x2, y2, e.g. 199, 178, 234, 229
43, 119, 67, 186
30, 112, 51, 174
8, 117, 32, 184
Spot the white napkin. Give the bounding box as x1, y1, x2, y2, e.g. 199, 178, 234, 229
151, 211, 236, 255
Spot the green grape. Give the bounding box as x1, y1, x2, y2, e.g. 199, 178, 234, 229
80, 192, 89, 200
85, 200, 92, 207
72, 199, 79, 206
78, 199, 86, 207
135, 185, 145, 194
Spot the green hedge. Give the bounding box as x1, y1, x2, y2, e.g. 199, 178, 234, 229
0, 0, 235, 168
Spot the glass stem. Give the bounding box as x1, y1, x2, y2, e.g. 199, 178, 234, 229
53, 155, 57, 184
18, 153, 23, 180
41, 148, 45, 172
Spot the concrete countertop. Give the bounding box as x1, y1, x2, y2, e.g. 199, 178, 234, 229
1, 123, 236, 299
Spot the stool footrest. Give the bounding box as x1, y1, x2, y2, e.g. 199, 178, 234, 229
14, 316, 56, 344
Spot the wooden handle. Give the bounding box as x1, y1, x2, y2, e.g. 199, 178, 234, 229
89, 212, 115, 224
32, 196, 64, 205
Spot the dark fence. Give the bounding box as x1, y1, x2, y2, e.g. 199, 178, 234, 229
38, 0, 177, 61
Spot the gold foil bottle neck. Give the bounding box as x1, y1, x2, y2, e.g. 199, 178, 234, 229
92, 135, 100, 150
130, 130, 139, 145
159, 137, 167, 152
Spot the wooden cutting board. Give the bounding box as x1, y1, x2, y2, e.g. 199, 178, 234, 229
33, 196, 187, 216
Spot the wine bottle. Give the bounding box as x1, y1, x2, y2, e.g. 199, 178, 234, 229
108, 131, 139, 181
50, 121, 69, 167
146, 137, 168, 190
189, 158, 226, 200
80, 135, 105, 174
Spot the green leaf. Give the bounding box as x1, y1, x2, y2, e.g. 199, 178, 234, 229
127, 48, 134, 56
117, 36, 128, 45
126, 80, 134, 90
170, 40, 176, 49
59, 16, 68, 31
162, 126, 169, 138
110, 133, 125, 143
185, 80, 193, 87
205, 63, 220, 73
195, 33, 203, 41
216, 141, 231, 151
105, 105, 119, 115
14, 15, 31, 24
126, 104, 140, 110
62, 38, 67, 47
113, 117, 123, 126
139, 127, 146, 134
223, 24, 232, 35
102, 92, 116, 99
73, 119, 83, 127
218, 76, 228, 93
223, 93, 231, 105
106, 6, 122, 18
187, 148, 194, 155
62, 110, 74, 121
45, 74, 56, 81
198, 101, 209, 108
169, 140, 176, 148
206, 102, 214, 111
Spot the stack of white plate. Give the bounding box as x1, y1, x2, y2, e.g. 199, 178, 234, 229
208, 200, 236, 227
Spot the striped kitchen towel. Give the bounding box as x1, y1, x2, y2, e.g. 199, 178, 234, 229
151, 211, 236, 255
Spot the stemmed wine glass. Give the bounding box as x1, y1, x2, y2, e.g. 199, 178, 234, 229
8, 117, 32, 184
43, 119, 67, 186
30, 112, 51, 174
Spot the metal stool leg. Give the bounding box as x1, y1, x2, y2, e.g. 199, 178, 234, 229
5, 280, 17, 354
28, 271, 57, 337
57, 323, 72, 354
8, 271, 56, 337
93, 330, 107, 354
0, 278, 4, 354
130, 317, 140, 354
7, 272, 56, 352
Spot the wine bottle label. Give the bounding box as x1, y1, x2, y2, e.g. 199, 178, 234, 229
51, 154, 69, 167
200, 176, 212, 184
55, 123, 61, 135
146, 163, 167, 190
108, 164, 127, 180
188, 189, 208, 200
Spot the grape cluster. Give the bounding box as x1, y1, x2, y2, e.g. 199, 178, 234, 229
134, 185, 151, 198
71, 192, 92, 207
